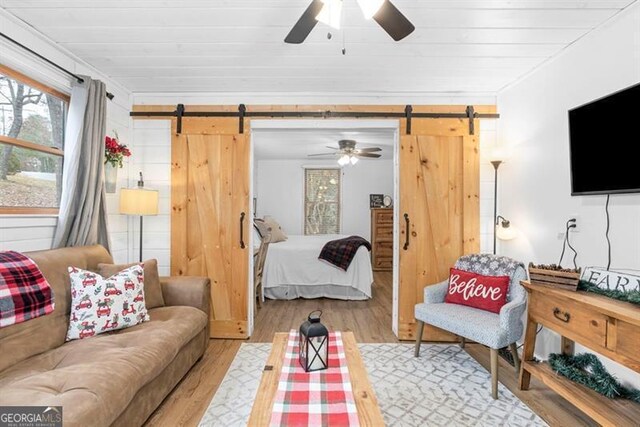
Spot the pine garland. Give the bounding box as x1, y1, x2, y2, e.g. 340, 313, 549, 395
548, 353, 640, 403
578, 280, 640, 306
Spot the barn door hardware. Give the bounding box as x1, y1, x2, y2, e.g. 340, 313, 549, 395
405, 105, 413, 135
176, 104, 185, 134
466, 105, 475, 135
132, 105, 499, 136
238, 104, 247, 133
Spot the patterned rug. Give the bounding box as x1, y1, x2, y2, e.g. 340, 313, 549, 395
199, 343, 547, 426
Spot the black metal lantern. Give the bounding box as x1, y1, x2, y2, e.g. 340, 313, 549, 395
299, 310, 329, 372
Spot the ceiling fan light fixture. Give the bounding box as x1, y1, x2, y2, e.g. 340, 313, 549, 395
356, 0, 384, 19
338, 154, 350, 166
316, 0, 343, 29
350, 156, 359, 165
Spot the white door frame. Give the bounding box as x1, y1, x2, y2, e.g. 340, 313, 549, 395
248, 119, 401, 337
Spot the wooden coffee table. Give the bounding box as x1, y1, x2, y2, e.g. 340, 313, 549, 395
248, 332, 385, 426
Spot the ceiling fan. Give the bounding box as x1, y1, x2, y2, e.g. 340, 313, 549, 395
285, 0, 415, 44
308, 139, 382, 165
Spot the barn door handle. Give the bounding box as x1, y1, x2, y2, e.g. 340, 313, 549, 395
553, 308, 570, 323
403, 213, 410, 250
240, 212, 246, 249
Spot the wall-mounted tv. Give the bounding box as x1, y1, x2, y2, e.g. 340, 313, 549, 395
569, 82, 640, 196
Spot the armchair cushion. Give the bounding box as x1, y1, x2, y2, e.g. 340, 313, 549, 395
415, 302, 524, 349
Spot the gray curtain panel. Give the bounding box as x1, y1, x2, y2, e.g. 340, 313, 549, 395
53, 77, 111, 251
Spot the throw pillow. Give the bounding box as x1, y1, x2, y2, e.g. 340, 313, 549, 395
444, 268, 510, 314
98, 259, 164, 309
67, 265, 149, 341
263, 216, 287, 243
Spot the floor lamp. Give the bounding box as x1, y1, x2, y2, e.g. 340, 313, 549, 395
120, 172, 159, 262
491, 159, 503, 255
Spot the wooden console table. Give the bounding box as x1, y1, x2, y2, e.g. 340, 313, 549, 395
519, 281, 640, 426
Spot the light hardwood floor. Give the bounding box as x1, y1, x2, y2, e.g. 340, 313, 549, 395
145, 272, 595, 427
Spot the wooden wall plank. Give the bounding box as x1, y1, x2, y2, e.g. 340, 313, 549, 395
231, 134, 250, 321
170, 121, 188, 276
463, 132, 481, 254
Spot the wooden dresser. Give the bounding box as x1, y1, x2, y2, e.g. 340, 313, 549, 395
519, 281, 640, 426
370, 208, 393, 271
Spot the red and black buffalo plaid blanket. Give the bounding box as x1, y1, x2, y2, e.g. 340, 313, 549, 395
318, 236, 371, 271
270, 331, 359, 426
0, 251, 54, 328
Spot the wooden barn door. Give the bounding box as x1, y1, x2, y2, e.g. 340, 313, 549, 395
172, 118, 250, 338
398, 119, 479, 341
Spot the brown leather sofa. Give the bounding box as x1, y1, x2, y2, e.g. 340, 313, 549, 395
0, 245, 210, 427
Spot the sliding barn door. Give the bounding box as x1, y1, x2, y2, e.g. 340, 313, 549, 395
398, 120, 479, 341
172, 118, 250, 338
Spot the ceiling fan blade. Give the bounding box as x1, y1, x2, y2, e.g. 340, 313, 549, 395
325, 146, 340, 150
373, 0, 415, 42
308, 153, 337, 157
284, 0, 324, 44
356, 147, 382, 152
356, 153, 382, 158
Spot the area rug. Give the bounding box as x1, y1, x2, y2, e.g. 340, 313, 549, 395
199, 343, 546, 426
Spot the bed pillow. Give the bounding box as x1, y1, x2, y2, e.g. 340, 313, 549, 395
444, 268, 510, 314
67, 265, 149, 341
98, 259, 164, 309
262, 216, 287, 243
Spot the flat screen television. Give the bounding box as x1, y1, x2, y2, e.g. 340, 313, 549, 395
568, 82, 640, 195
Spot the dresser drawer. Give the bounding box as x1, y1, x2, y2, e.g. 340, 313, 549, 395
374, 241, 393, 257
529, 294, 608, 348
615, 321, 640, 364
375, 226, 393, 240
375, 210, 393, 224
374, 257, 393, 269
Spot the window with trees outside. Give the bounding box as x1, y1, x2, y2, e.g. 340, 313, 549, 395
0, 65, 68, 214
304, 168, 341, 235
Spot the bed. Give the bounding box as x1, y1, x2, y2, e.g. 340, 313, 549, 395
262, 234, 374, 300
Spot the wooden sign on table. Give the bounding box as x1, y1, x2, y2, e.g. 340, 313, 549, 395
581, 267, 640, 292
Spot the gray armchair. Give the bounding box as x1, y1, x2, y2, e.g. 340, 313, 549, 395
414, 254, 528, 399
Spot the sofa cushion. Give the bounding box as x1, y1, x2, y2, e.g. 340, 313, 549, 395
0, 246, 113, 373
67, 265, 149, 341
0, 306, 207, 427
98, 259, 165, 309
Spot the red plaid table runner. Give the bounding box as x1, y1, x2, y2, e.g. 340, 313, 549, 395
270, 330, 360, 427
0, 251, 54, 328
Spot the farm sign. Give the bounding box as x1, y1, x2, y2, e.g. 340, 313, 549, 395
581, 267, 640, 292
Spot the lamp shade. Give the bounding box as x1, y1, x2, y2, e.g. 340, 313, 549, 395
496, 222, 518, 240
119, 188, 159, 216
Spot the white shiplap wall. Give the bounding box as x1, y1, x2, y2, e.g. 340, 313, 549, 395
130, 120, 171, 275
497, 2, 639, 386
480, 120, 498, 254
0, 9, 132, 261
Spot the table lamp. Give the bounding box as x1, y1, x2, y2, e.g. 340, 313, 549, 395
120, 172, 159, 262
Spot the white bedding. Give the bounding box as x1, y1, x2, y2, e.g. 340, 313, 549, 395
262, 234, 373, 300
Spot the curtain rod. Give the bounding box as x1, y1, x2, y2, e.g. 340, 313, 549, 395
0, 31, 114, 100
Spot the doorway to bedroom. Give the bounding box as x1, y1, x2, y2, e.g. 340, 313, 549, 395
249, 120, 399, 338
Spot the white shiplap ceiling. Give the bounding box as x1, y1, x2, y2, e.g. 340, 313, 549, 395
1, 0, 636, 95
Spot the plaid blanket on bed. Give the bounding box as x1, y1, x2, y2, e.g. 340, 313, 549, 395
0, 251, 54, 328
318, 236, 371, 271
270, 331, 359, 427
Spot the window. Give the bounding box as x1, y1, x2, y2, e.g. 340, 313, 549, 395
304, 168, 341, 235
0, 65, 68, 214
